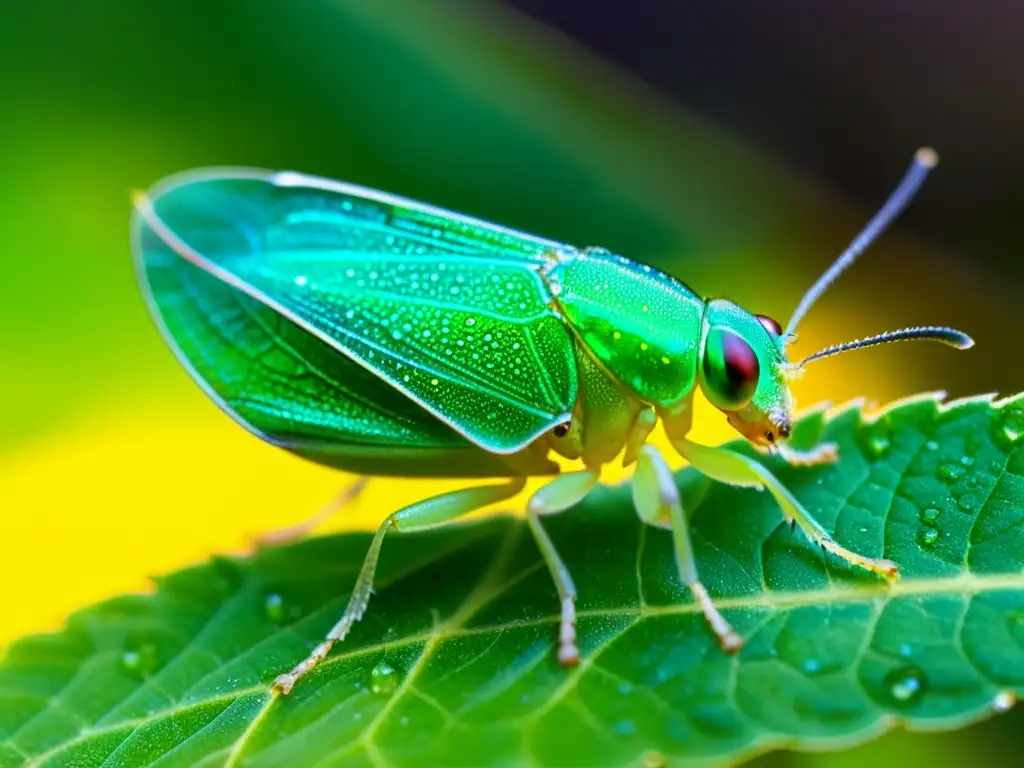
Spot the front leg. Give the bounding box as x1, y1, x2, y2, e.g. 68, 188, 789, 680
761, 441, 839, 467
672, 437, 898, 579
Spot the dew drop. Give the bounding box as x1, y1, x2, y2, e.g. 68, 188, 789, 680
898, 642, 914, 658
937, 463, 966, 483
884, 665, 927, 708
263, 593, 285, 623
121, 642, 160, 679
465, 318, 476, 327
919, 526, 940, 546
867, 434, 891, 458
996, 408, 1024, 448
958, 494, 979, 513
993, 691, 1017, 713
920, 507, 941, 524
925, 440, 939, 451
960, 455, 975, 467
802, 658, 821, 674
859, 419, 893, 459
370, 661, 399, 695
612, 719, 637, 736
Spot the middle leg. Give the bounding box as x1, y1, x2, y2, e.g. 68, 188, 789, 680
633, 445, 743, 652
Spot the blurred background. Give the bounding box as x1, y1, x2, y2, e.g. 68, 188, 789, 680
0, 0, 1019, 765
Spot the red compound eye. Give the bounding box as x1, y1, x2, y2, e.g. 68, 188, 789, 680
756, 314, 783, 337
702, 328, 760, 411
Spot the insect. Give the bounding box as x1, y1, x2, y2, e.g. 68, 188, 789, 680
131, 148, 972, 695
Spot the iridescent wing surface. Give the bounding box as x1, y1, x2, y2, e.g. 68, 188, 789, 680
132, 168, 579, 458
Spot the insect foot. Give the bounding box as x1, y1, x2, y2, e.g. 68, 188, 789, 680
272, 639, 335, 695
776, 442, 840, 467
557, 596, 580, 666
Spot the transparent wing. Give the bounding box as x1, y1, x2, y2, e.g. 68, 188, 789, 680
133, 168, 579, 454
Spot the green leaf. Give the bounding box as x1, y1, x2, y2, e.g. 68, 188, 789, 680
3, 393, 1023, 767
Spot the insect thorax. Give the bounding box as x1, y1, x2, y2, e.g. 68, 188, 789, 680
546, 248, 704, 408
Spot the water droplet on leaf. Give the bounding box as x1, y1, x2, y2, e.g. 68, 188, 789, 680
867, 434, 890, 458
920, 507, 941, 524
370, 661, 399, 695
919, 527, 940, 546
993, 691, 1016, 712
938, 463, 965, 483
612, 719, 637, 736
263, 593, 284, 623
996, 408, 1024, 448
884, 666, 927, 708
121, 642, 160, 679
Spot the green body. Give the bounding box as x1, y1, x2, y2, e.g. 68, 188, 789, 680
131, 154, 963, 696
132, 168, 788, 478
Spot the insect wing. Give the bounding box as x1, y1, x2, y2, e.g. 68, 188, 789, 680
133, 169, 578, 453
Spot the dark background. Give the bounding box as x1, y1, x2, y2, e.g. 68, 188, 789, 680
511, 0, 1024, 283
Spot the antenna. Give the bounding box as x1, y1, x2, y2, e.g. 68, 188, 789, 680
784, 148, 939, 341
798, 326, 973, 367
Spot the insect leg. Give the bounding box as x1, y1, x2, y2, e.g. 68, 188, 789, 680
253, 477, 370, 549
671, 438, 898, 579
527, 469, 601, 665
761, 442, 840, 468
633, 445, 743, 652
622, 407, 657, 467
273, 477, 527, 695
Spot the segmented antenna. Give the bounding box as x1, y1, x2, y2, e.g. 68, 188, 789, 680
798, 326, 973, 366
784, 148, 939, 341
